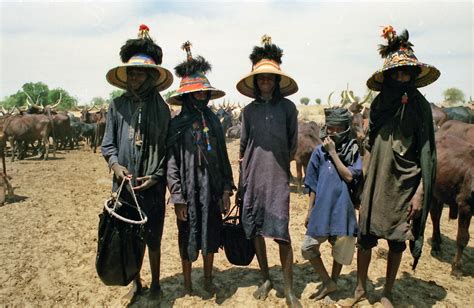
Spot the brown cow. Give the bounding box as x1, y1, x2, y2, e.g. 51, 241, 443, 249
3, 114, 53, 161
428, 133, 473, 277
437, 120, 474, 141
293, 121, 321, 192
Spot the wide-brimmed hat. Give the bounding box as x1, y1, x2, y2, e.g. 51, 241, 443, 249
367, 26, 440, 91
236, 35, 298, 98
106, 24, 173, 91
168, 41, 225, 105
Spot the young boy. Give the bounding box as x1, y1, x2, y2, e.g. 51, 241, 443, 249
301, 107, 362, 300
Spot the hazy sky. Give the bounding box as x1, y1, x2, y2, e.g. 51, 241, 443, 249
1, 0, 472, 105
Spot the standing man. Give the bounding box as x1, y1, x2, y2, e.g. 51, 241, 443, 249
101, 24, 173, 302
236, 35, 301, 308
166, 41, 234, 295
349, 26, 438, 307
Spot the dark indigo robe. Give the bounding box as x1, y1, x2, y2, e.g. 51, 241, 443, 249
240, 98, 298, 242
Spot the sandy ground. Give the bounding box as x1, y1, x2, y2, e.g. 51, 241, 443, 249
0, 140, 472, 307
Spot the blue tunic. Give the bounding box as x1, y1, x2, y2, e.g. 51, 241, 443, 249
305, 144, 362, 237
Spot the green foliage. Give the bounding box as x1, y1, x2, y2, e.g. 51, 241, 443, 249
163, 90, 177, 102
300, 97, 310, 105
314, 98, 321, 105
109, 89, 124, 102
91, 96, 107, 106
443, 87, 465, 103
0, 82, 77, 111
48, 88, 78, 110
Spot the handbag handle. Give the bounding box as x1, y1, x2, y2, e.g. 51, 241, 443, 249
103, 178, 148, 225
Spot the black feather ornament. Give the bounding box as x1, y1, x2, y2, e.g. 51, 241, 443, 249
249, 35, 283, 65
378, 28, 414, 58
175, 55, 211, 78
120, 38, 163, 65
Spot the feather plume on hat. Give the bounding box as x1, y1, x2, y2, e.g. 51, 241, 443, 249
120, 24, 163, 65
174, 41, 212, 78
249, 35, 284, 65
378, 26, 414, 58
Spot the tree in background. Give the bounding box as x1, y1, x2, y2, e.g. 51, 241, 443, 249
443, 87, 465, 103
314, 98, 321, 105
109, 89, 124, 102
300, 97, 310, 105
91, 96, 107, 106
163, 90, 177, 102
0, 82, 77, 110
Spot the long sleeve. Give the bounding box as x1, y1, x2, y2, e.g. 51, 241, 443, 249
101, 103, 119, 168
166, 143, 186, 204
239, 107, 249, 159
287, 103, 298, 159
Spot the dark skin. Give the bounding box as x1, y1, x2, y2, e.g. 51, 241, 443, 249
250, 74, 302, 308
173, 91, 231, 295
112, 67, 162, 301
346, 69, 423, 308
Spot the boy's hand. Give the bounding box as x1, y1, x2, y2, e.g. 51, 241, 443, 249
304, 213, 310, 228
323, 137, 336, 154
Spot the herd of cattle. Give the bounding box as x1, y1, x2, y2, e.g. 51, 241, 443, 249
0, 95, 473, 276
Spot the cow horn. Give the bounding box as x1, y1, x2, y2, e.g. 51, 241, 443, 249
340, 90, 347, 106
360, 90, 372, 105
327, 91, 334, 107
347, 90, 356, 104
24, 92, 35, 106
51, 92, 62, 109
1, 106, 7, 114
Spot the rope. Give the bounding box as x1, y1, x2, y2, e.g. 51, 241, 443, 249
104, 178, 148, 225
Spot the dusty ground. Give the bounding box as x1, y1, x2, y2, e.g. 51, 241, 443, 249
0, 140, 472, 307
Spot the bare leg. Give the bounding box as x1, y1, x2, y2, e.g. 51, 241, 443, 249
381, 250, 402, 308
279, 242, 302, 307
331, 260, 343, 282
253, 236, 273, 300
343, 248, 370, 306
181, 258, 193, 295
148, 249, 163, 300
203, 253, 218, 294
308, 255, 337, 300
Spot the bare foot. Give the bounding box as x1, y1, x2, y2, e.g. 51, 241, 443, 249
253, 279, 273, 300
124, 279, 144, 304
285, 292, 302, 308
310, 280, 338, 300
203, 276, 218, 295
339, 288, 366, 307
380, 295, 394, 308
148, 282, 163, 301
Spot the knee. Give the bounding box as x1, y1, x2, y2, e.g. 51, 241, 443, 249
301, 246, 320, 260
388, 241, 406, 253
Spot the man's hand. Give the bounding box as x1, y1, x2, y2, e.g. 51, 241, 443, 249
323, 137, 336, 155
408, 194, 422, 220
133, 175, 157, 192
174, 203, 188, 221
111, 163, 131, 182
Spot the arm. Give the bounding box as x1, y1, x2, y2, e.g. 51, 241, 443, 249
239, 108, 249, 160
305, 191, 316, 228
166, 143, 188, 221
409, 178, 423, 220
324, 138, 354, 183
287, 103, 298, 159
101, 103, 119, 168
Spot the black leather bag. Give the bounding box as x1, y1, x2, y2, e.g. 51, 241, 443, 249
95, 180, 148, 286
221, 170, 255, 266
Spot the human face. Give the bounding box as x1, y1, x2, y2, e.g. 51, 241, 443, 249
256, 74, 276, 97
192, 91, 208, 101
327, 125, 346, 136
389, 69, 412, 83
127, 68, 148, 90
